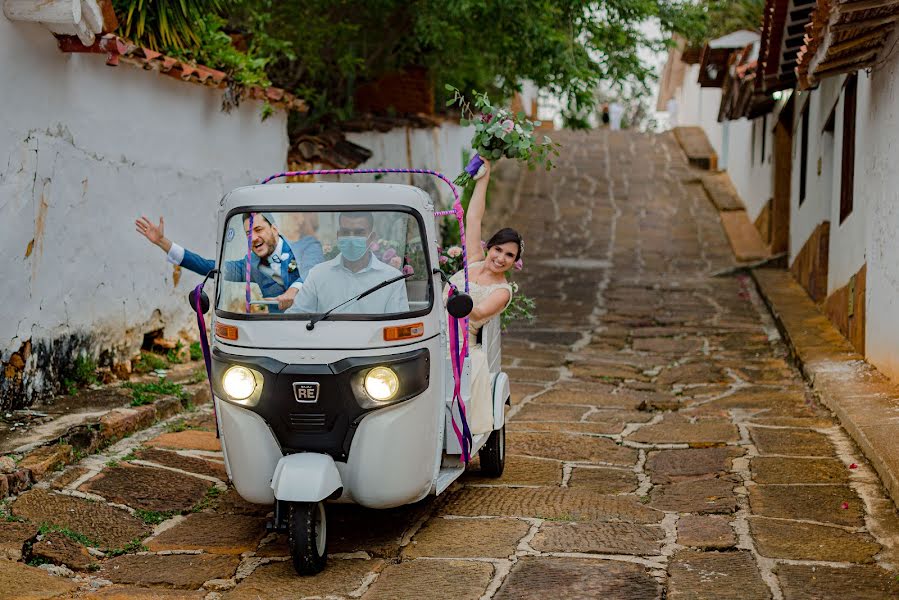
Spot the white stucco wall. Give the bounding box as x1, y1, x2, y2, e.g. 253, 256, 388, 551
723, 117, 773, 221
826, 75, 867, 297
0, 18, 288, 407
675, 65, 724, 158
789, 81, 841, 265
856, 32, 899, 380
344, 122, 474, 209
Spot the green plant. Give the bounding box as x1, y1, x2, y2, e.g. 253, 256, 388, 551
62, 379, 77, 395
166, 341, 184, 365
123, 379, 186, 407
189, 368, 208, 384
72, 355, 99, 386
261, 101, 275, 121
105, 459, 119, 468
192, 485, 223, 512
38, 524, 97, 547
501, 291, 536, 331
133, 352, 169, 374
120, 449, 139, 462
1, 500, 24, 522
107, 538, 148, 557
112, 0, 227, 51
167, 419, 187, 433
189, 342, 203, 361
134, 509, 175, 526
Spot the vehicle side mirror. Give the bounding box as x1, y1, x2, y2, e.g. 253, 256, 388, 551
447, 292, 473, 319
188, 288, 210, 314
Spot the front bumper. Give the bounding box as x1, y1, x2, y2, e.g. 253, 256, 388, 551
211, 347, 430, 460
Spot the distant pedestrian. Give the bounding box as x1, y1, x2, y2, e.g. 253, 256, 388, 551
609, 102, 624, 131
601, 104, 610, 126
666, 98, 679, 128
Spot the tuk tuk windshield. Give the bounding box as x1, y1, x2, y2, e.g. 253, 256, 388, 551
215, 209, 432, 318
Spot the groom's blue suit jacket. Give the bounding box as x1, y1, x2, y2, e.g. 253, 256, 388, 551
180, 235, 324, 302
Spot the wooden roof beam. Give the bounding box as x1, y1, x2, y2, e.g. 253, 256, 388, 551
839, 0, 899, 14
830, 13, 899, 33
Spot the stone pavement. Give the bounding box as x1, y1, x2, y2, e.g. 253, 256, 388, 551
3, 129, 899, 599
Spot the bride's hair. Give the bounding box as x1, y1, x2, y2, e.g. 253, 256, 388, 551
486, 228, 523, 261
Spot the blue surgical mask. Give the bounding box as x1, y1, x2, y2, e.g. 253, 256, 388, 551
338, 236, 370, 261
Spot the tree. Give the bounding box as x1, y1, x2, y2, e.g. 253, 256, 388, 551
687, 0, 765, 44
222, 1, 711, 131
114, 1, 707, 130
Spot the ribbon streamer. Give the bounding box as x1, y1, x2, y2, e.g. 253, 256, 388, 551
193, 283, 218, 437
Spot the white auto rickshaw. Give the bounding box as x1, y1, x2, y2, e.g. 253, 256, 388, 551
189, 168, 509, 575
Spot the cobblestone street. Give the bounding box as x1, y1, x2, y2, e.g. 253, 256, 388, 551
4, 129, 899, 599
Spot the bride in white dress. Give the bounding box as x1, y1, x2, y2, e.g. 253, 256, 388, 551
447, 159, 523, 434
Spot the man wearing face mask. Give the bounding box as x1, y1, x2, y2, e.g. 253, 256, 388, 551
288, 211, 409, 315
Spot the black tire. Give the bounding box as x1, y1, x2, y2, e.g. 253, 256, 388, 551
479, 424, 505, 478
288, 501, 327, 575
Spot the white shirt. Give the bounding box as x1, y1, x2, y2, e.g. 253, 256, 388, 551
287, 254, 410, 315
167, 239, 302, 292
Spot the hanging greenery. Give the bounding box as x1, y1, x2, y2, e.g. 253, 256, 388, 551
112, 0, 229, 51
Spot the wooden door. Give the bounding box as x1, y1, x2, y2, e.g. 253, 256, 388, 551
771, 117, 793, 255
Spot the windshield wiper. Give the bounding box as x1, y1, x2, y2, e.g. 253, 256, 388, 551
306, 273, 413, 330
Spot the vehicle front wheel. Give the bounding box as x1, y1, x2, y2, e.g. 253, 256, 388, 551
479, 424, 505, 478
288, 501, 327, 575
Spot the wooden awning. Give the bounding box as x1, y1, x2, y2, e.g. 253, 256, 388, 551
758, 0, 817, 92
797, 0, 899, 88
700, 31, 762, 88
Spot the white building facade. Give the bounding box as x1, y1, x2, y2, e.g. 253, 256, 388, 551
0, 16, 290, 409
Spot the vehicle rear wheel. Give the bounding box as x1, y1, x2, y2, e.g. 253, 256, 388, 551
288, 501, 327, 575
479, 424, 505, 477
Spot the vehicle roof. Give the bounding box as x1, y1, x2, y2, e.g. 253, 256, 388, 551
220, 182, 435, 215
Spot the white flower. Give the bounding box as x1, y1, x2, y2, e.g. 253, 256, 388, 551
511, 282, 519, 293
446, 246, 463, 258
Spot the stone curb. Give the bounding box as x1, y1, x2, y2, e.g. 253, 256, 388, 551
750, 267, 899, 506
0, 387, 211, 501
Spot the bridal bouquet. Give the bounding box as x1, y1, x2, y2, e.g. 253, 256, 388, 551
447, 85, 560, 186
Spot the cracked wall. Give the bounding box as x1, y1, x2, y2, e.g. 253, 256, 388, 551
0, 19, 288, 410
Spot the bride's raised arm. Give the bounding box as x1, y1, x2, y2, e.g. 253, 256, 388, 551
464, 159, 491, 263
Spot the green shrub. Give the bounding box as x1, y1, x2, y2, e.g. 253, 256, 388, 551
133, 352, 169, 374
123, 379, 186, 407
72, 355, 98, 386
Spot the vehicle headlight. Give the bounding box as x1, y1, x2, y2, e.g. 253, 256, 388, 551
222, 365, 257, 401
364, 366, 399, 402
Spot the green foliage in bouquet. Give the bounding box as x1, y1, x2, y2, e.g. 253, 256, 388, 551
447, 85, 560, 171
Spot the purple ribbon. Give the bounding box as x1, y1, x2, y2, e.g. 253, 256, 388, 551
193, 284, 219, 437
245, 212, 254, 314
463, 153, 484, 178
